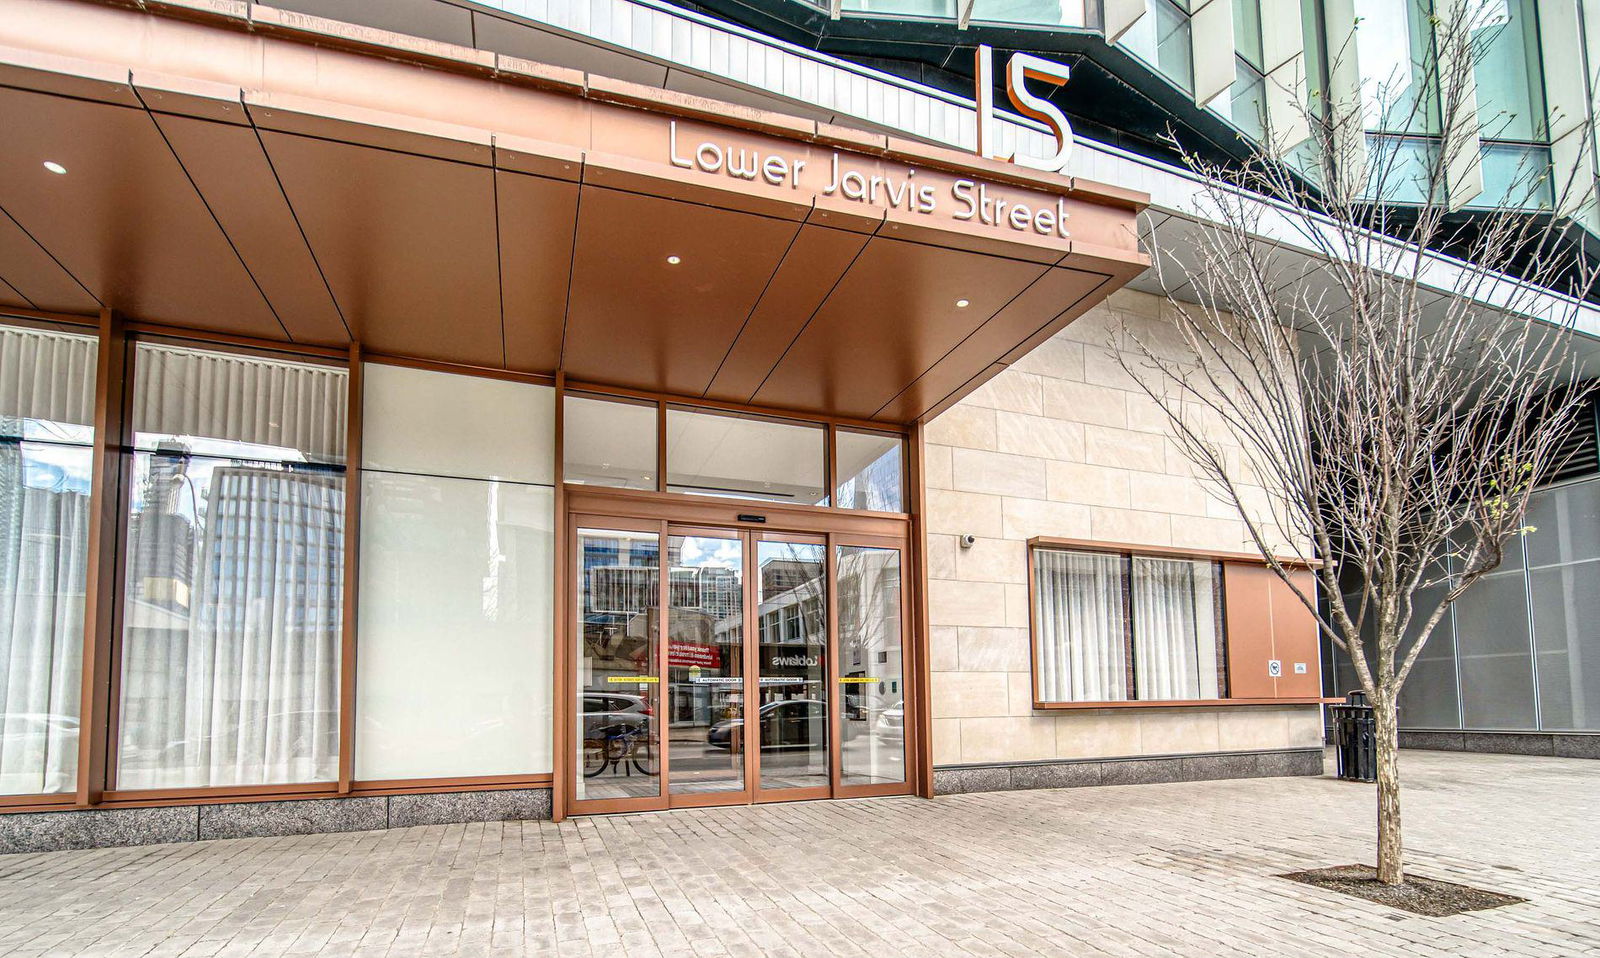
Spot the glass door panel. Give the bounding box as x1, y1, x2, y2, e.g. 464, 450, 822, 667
575, 526, 662, 803
838, 544, 907, 787
754, 539, 829, 791
667, 532, 746, 797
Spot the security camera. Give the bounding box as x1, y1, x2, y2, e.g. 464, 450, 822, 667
959, 534, 977, 549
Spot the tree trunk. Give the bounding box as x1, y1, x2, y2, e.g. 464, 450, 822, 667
1373, 692, 1404, 885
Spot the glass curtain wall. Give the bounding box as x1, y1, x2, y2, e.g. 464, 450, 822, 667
1208, 0, 1267, 141
1464, 0, 1552, 209
354, 363, 554, 781
117, 342, 347, 789
0, 322, 95, 795
1353, 0, 1440, 203
1120, 0, 1195, 93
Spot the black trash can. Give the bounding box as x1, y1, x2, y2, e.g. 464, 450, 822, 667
1330, 691, 1379, 782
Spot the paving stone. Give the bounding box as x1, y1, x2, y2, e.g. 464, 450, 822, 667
0, 751, 1595, 957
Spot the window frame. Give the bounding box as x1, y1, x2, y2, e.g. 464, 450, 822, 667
1027, 537, 1325, 709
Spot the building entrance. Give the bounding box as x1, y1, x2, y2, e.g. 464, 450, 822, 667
568, 513, 910, 815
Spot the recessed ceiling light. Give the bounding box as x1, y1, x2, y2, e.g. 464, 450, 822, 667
955, 298, 970, 308
42, 161, 66, 175
666, 255, 682, 265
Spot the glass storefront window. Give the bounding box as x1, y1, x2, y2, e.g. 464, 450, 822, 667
356, 363, 554, 781
1120, 0, 1194, 93
835, 430, 905, 512
666, 407, 826, 505
1468, 0, 1546, 142
117, 343, 347, 789
564, 394, 657, 490
0, 322, 96, 795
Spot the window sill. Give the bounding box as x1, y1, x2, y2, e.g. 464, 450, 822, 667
1032, 697, 1339, 710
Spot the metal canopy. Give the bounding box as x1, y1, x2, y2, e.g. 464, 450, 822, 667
0, 0, 1149, 423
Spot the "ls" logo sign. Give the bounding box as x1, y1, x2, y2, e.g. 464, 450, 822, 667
974, 45, 1074, 174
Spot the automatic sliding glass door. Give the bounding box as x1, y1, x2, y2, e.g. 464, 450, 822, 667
570, 516, 911, 814
753, 536, 831, 799
666, 530, 749, 805
574, 523, 663, 812
836, 541, 908, 793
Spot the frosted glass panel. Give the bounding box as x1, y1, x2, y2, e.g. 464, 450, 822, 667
1453, 569, 1536, 730
1525, 484, 1600, 568
356, 474, 553, 778
362, 363, 553, 484
1530, 562, 1600, 731
1395, 586, 1461, 728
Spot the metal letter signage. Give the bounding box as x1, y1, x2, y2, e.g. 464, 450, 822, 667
975, 45, 1074, 174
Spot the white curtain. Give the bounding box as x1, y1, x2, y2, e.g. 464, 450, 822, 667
117, 344, 345, 788
0, 325, 96, 795
1132, 557, 1221, 701
1033, 549, 1128, 701
132, 343, 346, 462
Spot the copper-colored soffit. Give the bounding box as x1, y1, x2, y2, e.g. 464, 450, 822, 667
0, 0, 1147, 423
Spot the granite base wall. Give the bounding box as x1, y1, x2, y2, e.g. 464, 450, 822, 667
0, 787, 552, 855
932, 748, 1324, 795
1398, 730, 1600, 759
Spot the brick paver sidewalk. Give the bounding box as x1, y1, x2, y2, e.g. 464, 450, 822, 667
0, 750, 1596, 957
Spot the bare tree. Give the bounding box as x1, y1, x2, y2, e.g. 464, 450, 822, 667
1122, 7, 1596, 885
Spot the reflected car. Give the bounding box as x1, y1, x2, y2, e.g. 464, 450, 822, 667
582, 692, 651, 738
876, 700, 904, 740
708, 699, 835, 751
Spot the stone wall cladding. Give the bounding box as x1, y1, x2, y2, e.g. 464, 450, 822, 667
0, 787, 553, 855
1399, 730, 1600, 759
932, 748, 1325, 795
926, 288, 1322, 767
